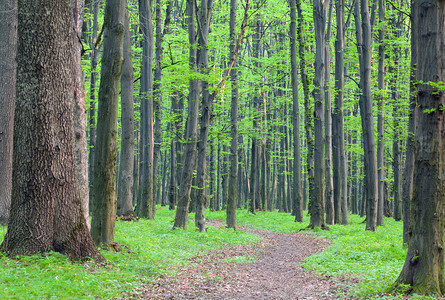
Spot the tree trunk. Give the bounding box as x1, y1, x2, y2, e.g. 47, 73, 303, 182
153, 0, 172, 215
389, 0, 445, 294
358, 0, 378, 231
88, 0, 99, 210
402, 6, 417, 242
289, 0, 304, 219
376, 0, 385, 227
173, 0, 200, 229
91, 0, 125, 247
117, 5, 135, 217
194, 0, 214, 232
0, 0, 17, 225
1, 0, 102, 261
227, 0, 239, 229
324, 0, 334, 225
333, 0, 348, 225
136, 0, 155, 219
296, 0, 313, 220
310, 0, 328, 229
72, 0, 91, 230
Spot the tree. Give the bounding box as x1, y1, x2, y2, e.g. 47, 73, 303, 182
332, 0, 348, 225
310, 0, 329, 229
389, 0, 445, 294
117, 3, 135, 217
356, 0, 378, 231
0, 0, 17, 225
91, 0, 125, 247
1, 0, 102, 261
226, 0, 239, 229
136, 0, 155, 219
288, 0, 303, 222
173, 0, 200, 229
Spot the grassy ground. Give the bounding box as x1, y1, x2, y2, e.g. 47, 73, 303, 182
0, 207, 259, 299
0, 207, 433, 299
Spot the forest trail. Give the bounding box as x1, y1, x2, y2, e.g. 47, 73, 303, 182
128, 221, 349, 299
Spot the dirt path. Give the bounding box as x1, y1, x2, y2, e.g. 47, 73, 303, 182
130, 221, 345, 299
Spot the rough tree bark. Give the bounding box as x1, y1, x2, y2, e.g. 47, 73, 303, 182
91, 0, 125, 247
0, 0, 17, 225
1, 0, 102, 261
389, 0, 445, 294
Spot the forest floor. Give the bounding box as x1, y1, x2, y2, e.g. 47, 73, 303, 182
127, 220, 354, 299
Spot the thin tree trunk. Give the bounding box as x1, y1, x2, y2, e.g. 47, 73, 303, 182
173, 0, 200, 229
324, 0, 334, 225
117, 5, 135, 217
136, 0, 155, 219
376, 0, 385, 226
227, 0, 239, 228
0, 0, 17, 225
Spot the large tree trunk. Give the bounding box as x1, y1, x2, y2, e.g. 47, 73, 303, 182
0, 0, 17, 225
117, 5, 135, 217
136, 0, 155, 219
173, 0, 200, 229
91, 0, 125, 247
1, 0, 102, 261
389, 0, 445, 294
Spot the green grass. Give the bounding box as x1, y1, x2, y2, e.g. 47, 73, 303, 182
0, 207, 435, 299
0, 206, 259, 299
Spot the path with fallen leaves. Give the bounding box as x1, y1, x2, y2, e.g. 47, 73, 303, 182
128, 222, 346, 299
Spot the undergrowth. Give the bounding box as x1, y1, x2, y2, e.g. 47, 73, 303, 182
0, 207, 435, 299
0, 206, 258, 299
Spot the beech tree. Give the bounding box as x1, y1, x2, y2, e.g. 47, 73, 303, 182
0, 0, 17, 225
389, 0, 445, 294
1, 0, 102, 261
91, 0, 125, 247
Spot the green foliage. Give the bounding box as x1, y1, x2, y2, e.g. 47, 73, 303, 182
0, 207, 258, 299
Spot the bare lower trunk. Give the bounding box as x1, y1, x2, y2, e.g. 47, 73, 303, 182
0, 0, 17, 225
390, 1, 445, 294
117, 5, 135, 217
91, 0, 125, 247
173, 0, 200, 229
1, 0, 102, 261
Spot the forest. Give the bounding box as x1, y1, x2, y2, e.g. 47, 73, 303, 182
0, 0, 444, 298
